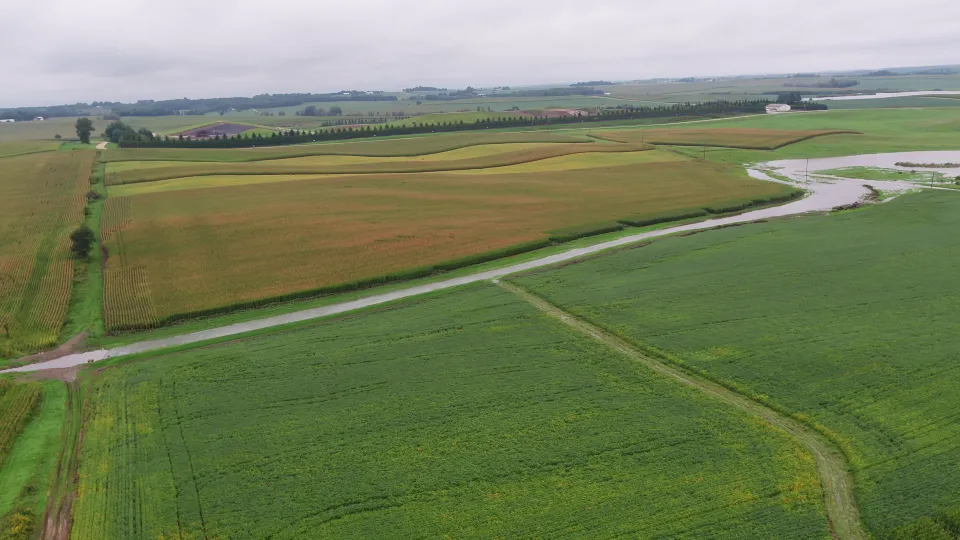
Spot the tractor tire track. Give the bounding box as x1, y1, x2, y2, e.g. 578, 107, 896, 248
498, 280, 866, 540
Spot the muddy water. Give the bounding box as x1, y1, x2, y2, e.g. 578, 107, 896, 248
767, 151, 960, 175
4, 153, 954, 373
813, 91, 960, 101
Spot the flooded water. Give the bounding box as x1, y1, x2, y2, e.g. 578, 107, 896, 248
813, 91, 960, 101
766, 151, 960, 175
4, 152, 955, 374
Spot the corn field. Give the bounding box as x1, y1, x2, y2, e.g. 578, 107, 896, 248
0, 150, 95, 356
0, 380, 42, 470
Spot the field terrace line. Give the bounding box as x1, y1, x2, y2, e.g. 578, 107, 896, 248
1, 163, 942, 374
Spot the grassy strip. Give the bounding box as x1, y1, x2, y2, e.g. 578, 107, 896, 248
618, 191, 804, 227
38, 380, 85, 540
0, 381, 66, 539
60, 158, 107, 344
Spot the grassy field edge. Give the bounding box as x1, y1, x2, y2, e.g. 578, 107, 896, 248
0, 381, 67, 538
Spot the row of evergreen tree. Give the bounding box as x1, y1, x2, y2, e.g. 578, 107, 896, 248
119, 100, 814, 149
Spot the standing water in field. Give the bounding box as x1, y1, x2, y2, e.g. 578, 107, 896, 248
3, 152, 956, 374
766, 151, 960, 176
811, 91, 960, 101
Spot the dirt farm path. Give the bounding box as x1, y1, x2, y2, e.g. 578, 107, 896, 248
95, 141, 108, 150
498, 281, 865, 539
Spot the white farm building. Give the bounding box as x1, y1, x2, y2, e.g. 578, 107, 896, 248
765, 104, 792, 114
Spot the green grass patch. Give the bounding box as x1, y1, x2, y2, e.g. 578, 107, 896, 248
515, 191, 960, 537
819, 166, 956, 184
71, 285, 829, 539
652, 107, 960, 164
61, 160, 108, 344
0, 382, 66, 520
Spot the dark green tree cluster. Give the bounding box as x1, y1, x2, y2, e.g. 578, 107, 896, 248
773, 93, 828, 110
70, 225, 96, 260
297, 105, 344, 117
104, 121, 154, 144
75, 117, 94, 144
119, 100, 804, 149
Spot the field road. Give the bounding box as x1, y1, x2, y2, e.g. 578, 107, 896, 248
499, 280, 866, 540
3, 164, 934, 375
95, 141, 108, 150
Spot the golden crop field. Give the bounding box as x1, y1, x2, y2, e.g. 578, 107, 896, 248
100, 159, 797, 330
0, 150, 94, 355
103, 142, 560, 174
99, 131, 593, 163
105, 142, 650, 185
592, 128, 856, 149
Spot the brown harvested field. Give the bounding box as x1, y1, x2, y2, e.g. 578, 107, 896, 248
101, 160, 797, 329
100, 131, 592, 163
175, 122, 257, 138
591, 128, 857, 149
0, 150, 93, 355
106, 142, 651, 185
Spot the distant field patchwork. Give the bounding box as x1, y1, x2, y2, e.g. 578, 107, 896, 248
104, 142, 651, 185
72, 286, 829, 539
591, 128, 855, 149
99, 131, 594, 163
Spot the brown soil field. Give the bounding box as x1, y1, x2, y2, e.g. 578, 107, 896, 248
100, 160, 796, 329
106, 142, 651, 185
591, 128, 857, 149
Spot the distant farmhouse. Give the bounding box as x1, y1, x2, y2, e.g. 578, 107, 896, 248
765, 104, 791, 114
33, 116, 45, 121
0, 119, 14, 123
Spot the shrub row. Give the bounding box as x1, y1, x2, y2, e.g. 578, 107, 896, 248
547, 223, 625, 243
618, 208, 710, 227
618, 191, 803, 228
703, 190, 804, 214
119, 100, 779, 149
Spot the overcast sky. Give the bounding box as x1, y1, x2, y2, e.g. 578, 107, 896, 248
2, 0, 959, 107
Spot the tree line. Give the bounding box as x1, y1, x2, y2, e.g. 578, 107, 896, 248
410, 87, 605, 101
117, 100, 800, 149
0, 91, 399, 120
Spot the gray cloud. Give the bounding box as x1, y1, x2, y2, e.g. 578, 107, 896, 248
2, 0, 959, 106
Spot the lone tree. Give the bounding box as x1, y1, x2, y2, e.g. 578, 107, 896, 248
70, 224, 96, 259
75, 117, 94, 144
